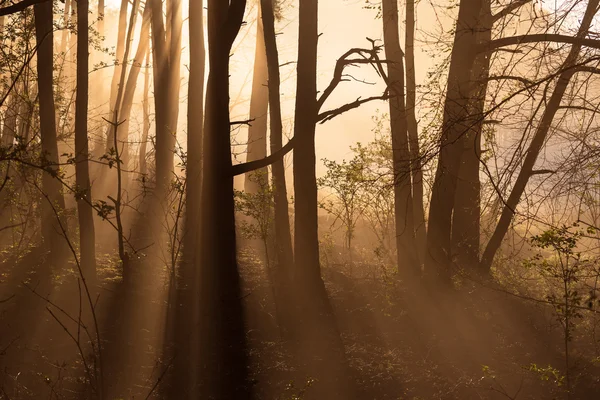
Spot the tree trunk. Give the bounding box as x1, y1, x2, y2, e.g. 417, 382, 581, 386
196, 0, 249, 397
34, 1, 68, 255
292, 1, 354, 398
106, 0, 129, 150
261, 0, 294, 335
139, 45, 151, 176
405, 0, 427, 266
424, 0, 483, 282
244, 9, 269, 194
114, 3, 151, 172
184, 0, 205, 265
150, 0, 180, 195
74, 0, 97, 285
293, 0, 320, 288
382, 0, 419, 277
480, 0, 600, 272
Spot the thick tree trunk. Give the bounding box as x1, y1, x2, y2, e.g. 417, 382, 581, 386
244, 9, 269, 194
451, 1, 491, 269
196, 0, 249, 397
382, 0, 419, 277
405, 0, 427, 266
424, 0, 483, 282
481, 0, 600, 271
293, 0, 320, 287
292, 1, 354, 398
34, 1, 68, 255
74, 0, 97, 284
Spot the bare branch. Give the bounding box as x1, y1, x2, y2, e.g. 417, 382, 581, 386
317, 94, 391, 124
232, 137, 295, 176
0, 0, 49, 16
480, 34, 600, 53
491, 0, 532, 23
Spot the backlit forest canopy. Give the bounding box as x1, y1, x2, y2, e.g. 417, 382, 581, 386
1, 0, 600, 398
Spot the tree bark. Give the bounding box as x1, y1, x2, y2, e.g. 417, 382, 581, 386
196, 0, 249, 397
381, 0, 419, 277
451, 1, 492, 269
424, 0, 483, 282
106, 0, 129, 150
244, 8, 269, 194
150, 0, 180, 195
34, 1, 68, 255
139, 45, 150, 176
74, 0, 97, 284
114, 3, 151, 172
480, 0, 600, 271
292, 1, 354, 398
260, 0, 294, 339
261, 0, 293, 272
405, 0, 427, 266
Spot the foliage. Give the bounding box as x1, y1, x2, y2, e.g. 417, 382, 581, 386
235, 170, 274, 265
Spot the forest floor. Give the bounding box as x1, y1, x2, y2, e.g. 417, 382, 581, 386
1, 245, 599, 399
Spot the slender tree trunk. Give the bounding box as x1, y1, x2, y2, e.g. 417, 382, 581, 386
98, 0, 104, 39
260, 0, 294, 278
115, 3, 151, 172
139, 45, 151, 176
171, 1, 206, 397
34, 1, 68, 255
106, 0, 129, 149
451, 1, 491, 269
197, 0, 249, 397
150, 0, 179, 195
74, 0, 97, 284
481, 0, 600, 271
184, 0, 205, 264
382, 0, 419, 277
424, 0, 483, 282
60, 0, 71, 56
405, 0, 426, 265
244, 8, 269, 194
167, 0, 182, 156
260, 0, 295, 339
2, 93, 17, 146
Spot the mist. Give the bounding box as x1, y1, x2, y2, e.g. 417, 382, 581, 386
1, 0, 600, 399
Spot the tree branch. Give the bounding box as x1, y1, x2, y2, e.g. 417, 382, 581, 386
480, 34, 600, 53
232, 137, 295, 176
491, 0, 532, 23
317, 94, 390, 124
0, 0, 49, 16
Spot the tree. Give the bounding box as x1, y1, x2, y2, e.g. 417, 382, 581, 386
425, 0, 483, 282
481, 0, 600, 272
381, 0, 419, 277
34, 0, 67, 256
74, 0, 97, 284
184, 0, 205, 266
244, 6, 269, 194
317, 156, 369, 262
405, 0, 426, 265
150, 0, 181, 195
196, 0, 249, 397
260, 0, 293, 271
